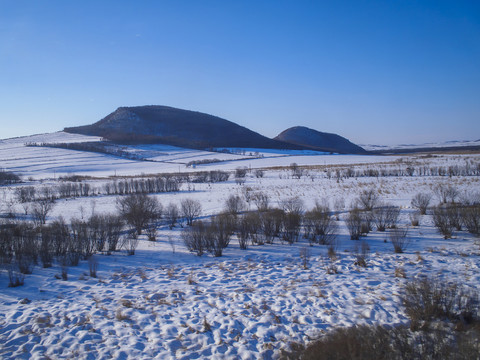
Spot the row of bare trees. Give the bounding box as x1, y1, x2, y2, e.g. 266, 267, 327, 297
183, 195, 338, 256
327, 161, 480, 180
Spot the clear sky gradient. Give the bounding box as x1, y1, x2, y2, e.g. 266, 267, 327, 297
1, 0, 479, 145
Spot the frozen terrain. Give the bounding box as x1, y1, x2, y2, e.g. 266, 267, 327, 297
0, 132, 479, 359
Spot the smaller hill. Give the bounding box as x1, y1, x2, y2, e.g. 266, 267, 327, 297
274, 126, 366, 154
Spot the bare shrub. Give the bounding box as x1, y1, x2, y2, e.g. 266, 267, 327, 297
105, 215, 123, 253
356, 188, 379, 211
31, 197, 56, 226
433, 206, 454, 239
182, 221, 207, 256
259, 208, 283, 243
235, 167, 247, 185
237, 216, 250, 250
71, 218, 94, 259
390, 227, 410, 253
49, 218, 72, 258
434, 184, 458, 204
224, 194, 246, 216
88, 214, 109, 252
181, 198, 202, 226
403, 277, 479, 331
117, 194, 161, 234
281, 197, 304, 216
446, 204, 463, 231
299, 247, 311, 269
244, 211, 262, 245
8, 264, 25, 287
13, 222, 37, 274
124, 230, 139, 256
461, 205, 480, 236
252, 192, 270, 211
290, 162, 304, 179
373, 203, 400, 231
303, 204, 336, 245
282, 212, 302, 244
411, 192, 432, 215
254, 169, 264, 178
88, 256, 98, 277
345, 208, 362, 240
410, 211, 420, 226
165, 202, 179, 229
235, 167, 248, 178
327, 238, 340, 261
353, 240, 369, 267
39, 226, 54, 268
206, 213, 234, 257
61, 264, 68, 281
301, 324, 394, 360
145, 224, 157, 242
300, 323, 480, 360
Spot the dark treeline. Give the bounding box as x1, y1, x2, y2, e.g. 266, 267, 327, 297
25, 141, 147, 161
0, 170, 21, 185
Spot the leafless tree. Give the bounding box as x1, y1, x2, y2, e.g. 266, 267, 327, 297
105, 214, 123, 253
373, 203, 400, 231
224, 194, 246, 216
235, 167, 248, 185
303, 204, 336, 245
433, 184, 458, 204
205, 214, 234, 257
282, 212, 302, 244
290, 162, 304, 179
252, 192, 270, 211
346, 208, 363, 240
32, 197, 56, 226
124, 229, 139, 255
411, 192, 432, 215
356, 188, 379, 211
165, 202, 180, 229
15, 186, 36, 204
461, 205, 480, 236
389, 227, 410, 253
432, 206, 454, 238
281, 197, 304, 216
117, 193, 161, 234
182, 221, 207, 256
254, 169, 265, 178
181, 198, 202, 226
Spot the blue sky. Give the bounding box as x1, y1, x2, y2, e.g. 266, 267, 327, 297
1, 1, 479, 145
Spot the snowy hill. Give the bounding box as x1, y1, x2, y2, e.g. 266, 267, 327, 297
64, 105, 299, 150
275, 126, 366, 154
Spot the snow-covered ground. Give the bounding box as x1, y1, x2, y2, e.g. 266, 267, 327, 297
0, 132, 397, 180
361, 138, 480, 151
0, 132, 479, 359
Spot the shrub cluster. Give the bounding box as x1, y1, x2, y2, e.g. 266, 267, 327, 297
300, 277, 480, 360
0, 213, 124, 286
433, 203, 480, 238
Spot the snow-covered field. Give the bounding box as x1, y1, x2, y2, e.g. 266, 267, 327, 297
0, 132, 397, 180
361, 138, 480, 151
1, 132, 480, 359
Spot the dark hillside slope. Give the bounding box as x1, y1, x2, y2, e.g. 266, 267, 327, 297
275, 126, 366, 154
65, 106, 300, 150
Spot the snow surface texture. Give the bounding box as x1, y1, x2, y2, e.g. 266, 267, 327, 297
0, 132, 479, 359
